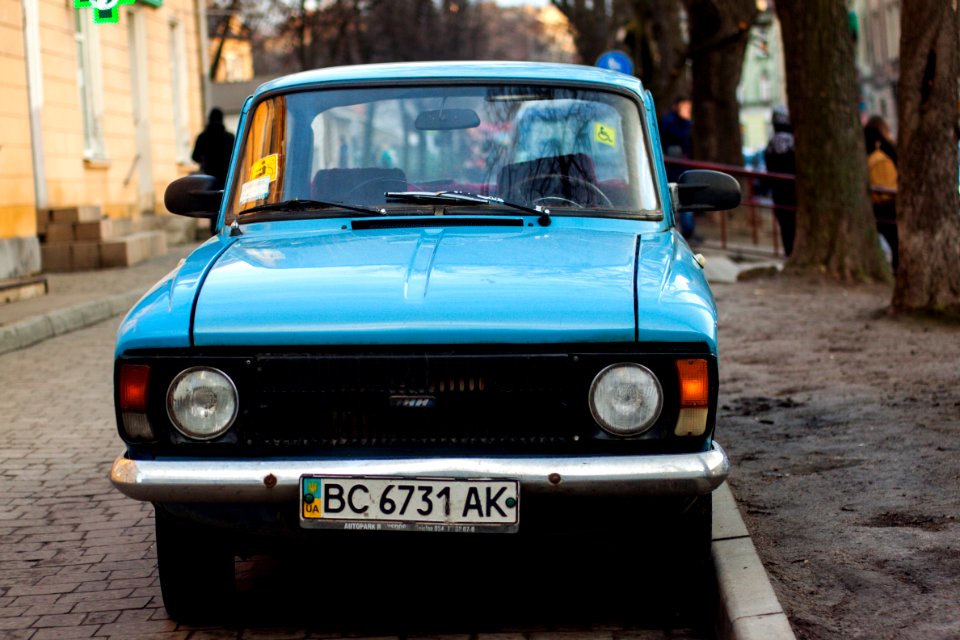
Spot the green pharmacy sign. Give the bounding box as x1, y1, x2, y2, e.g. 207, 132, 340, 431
75, 0, 162, 24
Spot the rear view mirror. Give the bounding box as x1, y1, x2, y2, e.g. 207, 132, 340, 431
675, 170, 741, 212
415, 108, 481, 130
164, 175, 222, 219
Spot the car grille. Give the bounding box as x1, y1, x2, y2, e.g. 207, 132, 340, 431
248, 354, 586, 448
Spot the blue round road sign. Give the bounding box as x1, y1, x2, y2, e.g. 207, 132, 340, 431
596, 50, 634, 76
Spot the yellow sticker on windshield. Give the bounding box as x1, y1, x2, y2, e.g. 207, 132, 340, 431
594, 123, 617, 147
250, 154, 278, 182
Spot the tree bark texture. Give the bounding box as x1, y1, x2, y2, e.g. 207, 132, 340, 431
683, 0, 756, 165
776, 0, 889, 280
892, 0, 960, 315
625, 0, 686, 117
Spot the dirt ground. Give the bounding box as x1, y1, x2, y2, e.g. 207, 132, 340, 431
713, 274, 959, 640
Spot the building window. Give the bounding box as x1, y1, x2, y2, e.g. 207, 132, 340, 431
169, 20, 191, 164
75, 11, 106, 160
872, 9, 887, 65
759, 71, 771, 102
886, 1, 900, 61
863, 11, 876, 68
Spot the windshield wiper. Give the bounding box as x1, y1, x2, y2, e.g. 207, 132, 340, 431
240, 198, 387, 217
385, 190, 552, 226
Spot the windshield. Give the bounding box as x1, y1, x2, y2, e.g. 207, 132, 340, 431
227, 84, 660, 220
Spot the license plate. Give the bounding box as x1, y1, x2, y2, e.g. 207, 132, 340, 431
299, 476, 519, 533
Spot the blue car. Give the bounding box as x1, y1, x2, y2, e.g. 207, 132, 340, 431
110, 61, 739, 620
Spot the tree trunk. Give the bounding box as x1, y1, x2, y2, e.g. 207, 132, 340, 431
776, 0, 889, 280
209, 2, 242, 80
892, 1, 960, 316
683, 0, 756, 165
552, 0, 630, 64
626, 0, 686, 117
298, 0, 309, 70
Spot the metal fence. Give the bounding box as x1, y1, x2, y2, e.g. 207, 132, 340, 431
665, 157, 795, 258
665, 157, 896, 259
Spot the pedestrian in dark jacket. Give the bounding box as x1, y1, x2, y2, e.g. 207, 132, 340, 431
660, 96, 695, 239
191, 108, 235, 189
763, 106, 797, 256
864, 115, 898, 273
660, 96, 692, 169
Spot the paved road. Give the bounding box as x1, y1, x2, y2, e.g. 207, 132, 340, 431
0, 317, 710, 640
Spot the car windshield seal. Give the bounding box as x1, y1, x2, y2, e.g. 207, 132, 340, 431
239, 198, 387, 218
385, 190, 546, 217
386, 190, 661, 221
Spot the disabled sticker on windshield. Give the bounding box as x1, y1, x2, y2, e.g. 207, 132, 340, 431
594, 123, 617, 147
239, 177, 271, 204
250, 154, 278, 182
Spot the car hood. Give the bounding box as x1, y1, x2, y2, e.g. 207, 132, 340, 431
192, 223, 643, 346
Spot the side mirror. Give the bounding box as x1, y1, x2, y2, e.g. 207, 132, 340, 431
675, 170, 741, 212
164, 175, 223, 219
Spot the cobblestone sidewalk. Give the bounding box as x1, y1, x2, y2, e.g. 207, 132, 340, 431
0, 243, 202, 356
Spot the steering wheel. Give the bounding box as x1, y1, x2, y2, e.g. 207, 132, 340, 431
533, 195, 583, 208
507, 174, 612, 208
342, 178, 409, 202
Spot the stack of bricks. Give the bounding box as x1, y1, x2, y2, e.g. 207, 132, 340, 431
37, 206, 168, 272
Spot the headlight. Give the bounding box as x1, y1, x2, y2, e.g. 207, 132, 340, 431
589, 363, 663, 436
167, 367, 238, 440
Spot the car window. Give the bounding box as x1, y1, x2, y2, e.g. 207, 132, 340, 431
513, 99, 630, 184
228, 85, 660, 218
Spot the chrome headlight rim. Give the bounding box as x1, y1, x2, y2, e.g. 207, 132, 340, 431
589, 362, 663, 437
166, 366, 239, 441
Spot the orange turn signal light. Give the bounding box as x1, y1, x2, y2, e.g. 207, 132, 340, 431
119, 364, 150, 412
677, 359, 709, 407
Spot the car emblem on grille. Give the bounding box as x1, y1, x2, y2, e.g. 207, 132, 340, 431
389, 395, 436, 408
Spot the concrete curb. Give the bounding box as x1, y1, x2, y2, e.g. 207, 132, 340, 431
701, 252, 784, 285
713, 482, 797, 640
0, 289, 143, 357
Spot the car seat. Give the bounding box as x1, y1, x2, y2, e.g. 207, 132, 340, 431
497, 153, 599, 207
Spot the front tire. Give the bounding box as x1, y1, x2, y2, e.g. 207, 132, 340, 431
155, 507, 235, 623
659, 493, 714, 626
671, 493, 713, 569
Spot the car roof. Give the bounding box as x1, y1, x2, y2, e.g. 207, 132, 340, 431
253, 61, 646, 98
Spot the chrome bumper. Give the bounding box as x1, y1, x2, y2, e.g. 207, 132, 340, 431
110, 443, 729, 503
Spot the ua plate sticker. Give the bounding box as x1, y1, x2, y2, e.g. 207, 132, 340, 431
302, 478, 322, 518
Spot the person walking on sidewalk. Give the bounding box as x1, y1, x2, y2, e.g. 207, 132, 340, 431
864, 115, 899, 273
763, 106, 797, 256
660, 96, 696, 241
192, 108, 235, 189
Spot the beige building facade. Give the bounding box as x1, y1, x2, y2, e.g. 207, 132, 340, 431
853, 0, 901, 131
0, 0, 39, 279
1, 0, 207, 280
737, 7, 788, 156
